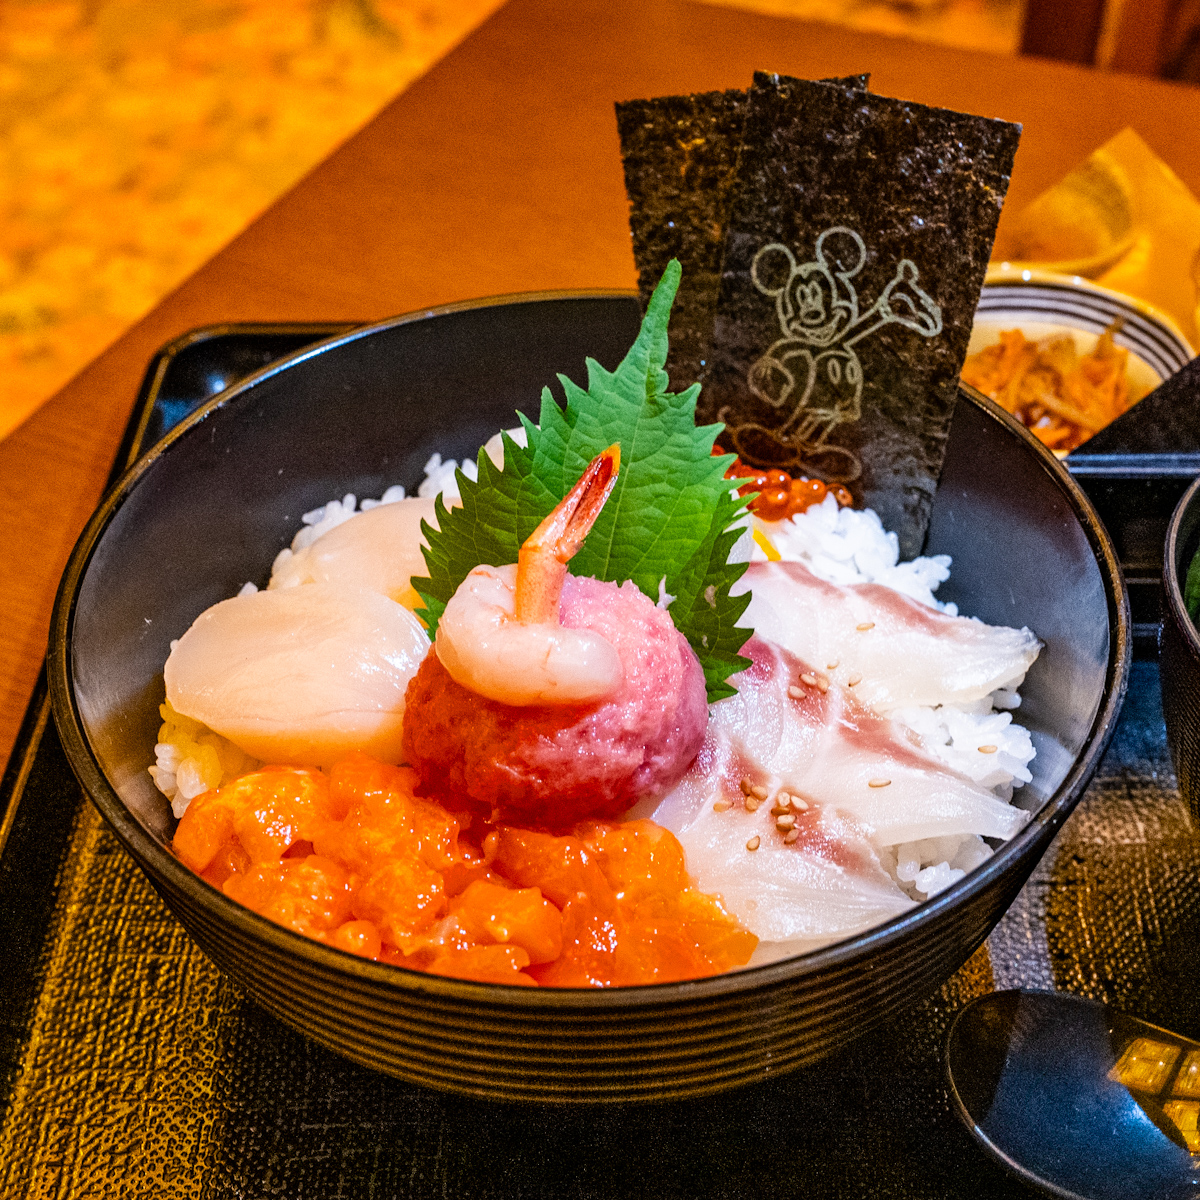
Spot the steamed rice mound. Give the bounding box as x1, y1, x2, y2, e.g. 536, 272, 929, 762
403, 575, 708, 827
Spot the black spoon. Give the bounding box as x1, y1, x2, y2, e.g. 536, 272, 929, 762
947, 990, 1200, 1200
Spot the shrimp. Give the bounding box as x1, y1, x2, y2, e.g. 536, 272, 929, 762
405, 445, 709, 821
434, 445, 625, 706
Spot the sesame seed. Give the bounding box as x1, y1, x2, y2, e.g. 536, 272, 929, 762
856, 622, 875, 631
750, 785, 768, 800
744, 796, 761, 812
847, 673, 862, 687
787, 685, 806, 700
800, 672, 817, 686
739, 778, 754, 796
713, 799, 733, 812
784, 829, 800, 844
746, 836, 761, 852
776, 814, 796, 830
978, 744, 998, 754
826, 661, 839, 670
792, 797, 809, 810
815, 675, 829, 693
772, 796, 792, 815
868, 778, 891, 788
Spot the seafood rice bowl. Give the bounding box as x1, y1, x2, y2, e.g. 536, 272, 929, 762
50, 291, 1127, 1100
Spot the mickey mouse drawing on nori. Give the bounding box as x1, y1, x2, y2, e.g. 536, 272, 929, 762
740, 227, 943, 483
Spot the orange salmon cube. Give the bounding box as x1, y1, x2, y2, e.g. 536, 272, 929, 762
450, 880, 563, 965
426, 944, 536, 986
491, 827, 614, 910
353, 856, 446, 947
224, 854, 353, 938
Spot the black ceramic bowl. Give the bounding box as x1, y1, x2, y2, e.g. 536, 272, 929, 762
49, 292, 1130, 1103
1160, 475, 1200, 822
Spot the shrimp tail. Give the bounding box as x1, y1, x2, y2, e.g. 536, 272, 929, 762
514, 444, 620, 624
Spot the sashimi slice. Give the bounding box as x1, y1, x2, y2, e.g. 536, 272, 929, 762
269, 496, 437, 609
735, 560, 1040, 712
655, 741, 913, 947
649, 637, 1029, 950
165, 583, 430, 767
781, 661, 1030, 848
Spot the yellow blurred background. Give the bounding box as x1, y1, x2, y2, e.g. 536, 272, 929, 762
0, 0, 505, 442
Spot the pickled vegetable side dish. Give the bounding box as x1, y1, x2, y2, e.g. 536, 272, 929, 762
961, 326, 1135, 453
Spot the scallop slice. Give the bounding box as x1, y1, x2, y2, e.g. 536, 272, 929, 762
737, 559, 1041, 713
269, 496, 438, 609
165, 582, 430, 768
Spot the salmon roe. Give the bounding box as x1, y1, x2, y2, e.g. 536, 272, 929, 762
173, 755, 757, 987
715, 445, 853, 521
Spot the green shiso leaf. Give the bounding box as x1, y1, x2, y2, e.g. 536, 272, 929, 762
1185, 543, 1200, 624
412, 259, 753, 702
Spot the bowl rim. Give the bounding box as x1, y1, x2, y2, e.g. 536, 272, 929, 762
1162, 473, 1200, 655
47, 289, 1132, 1010
981, 265, 1195, 358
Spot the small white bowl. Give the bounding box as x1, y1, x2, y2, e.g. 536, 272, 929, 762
971, 267, 1194, 399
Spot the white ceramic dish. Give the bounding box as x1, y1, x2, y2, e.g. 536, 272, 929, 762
971, 267, 1194, 396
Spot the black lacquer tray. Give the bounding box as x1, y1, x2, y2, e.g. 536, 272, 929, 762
1, 324, 1197, 1196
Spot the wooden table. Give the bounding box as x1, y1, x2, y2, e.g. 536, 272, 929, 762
4, 0, 1200, 775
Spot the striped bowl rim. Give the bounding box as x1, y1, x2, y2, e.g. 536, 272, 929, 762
976, 278, 1194, 383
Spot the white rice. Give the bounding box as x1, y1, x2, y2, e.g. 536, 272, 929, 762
152, 437, 1037, 907
149, 701, 257, 818
417, 453, 478, 501
745, 492, 956, 613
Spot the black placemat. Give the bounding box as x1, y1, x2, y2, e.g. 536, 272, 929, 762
1, 326, 1196, 1198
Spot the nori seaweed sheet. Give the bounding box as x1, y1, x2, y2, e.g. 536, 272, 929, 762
615, 74, 867, 396
704, 75, 1020, 556
1073, 353, 1200, 454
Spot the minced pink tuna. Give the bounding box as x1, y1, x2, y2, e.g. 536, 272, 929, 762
402, 575, 708, 827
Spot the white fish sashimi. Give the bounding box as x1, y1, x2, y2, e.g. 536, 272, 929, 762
268, 495, 438, 608
164, 582, 430, 767
785, 669, 1030, 848
656, 742, 913, 947
650, 637, 1029, 949
736, 560, 1040, 712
